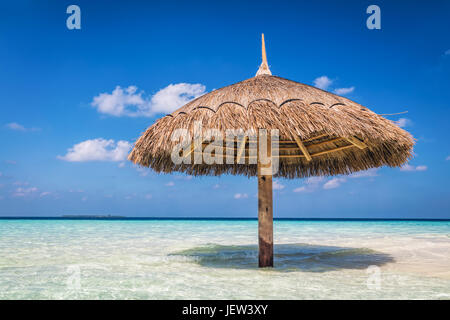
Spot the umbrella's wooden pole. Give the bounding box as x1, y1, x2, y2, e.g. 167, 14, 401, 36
257, 131, 273, 268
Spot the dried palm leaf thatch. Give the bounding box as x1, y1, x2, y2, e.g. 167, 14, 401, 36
129, 33, 416, 268
129, 38, 414, 179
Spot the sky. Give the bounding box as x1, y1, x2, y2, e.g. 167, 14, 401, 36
0, 0, 449, 218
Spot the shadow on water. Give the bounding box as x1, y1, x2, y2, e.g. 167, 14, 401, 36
170, 243, 395, 272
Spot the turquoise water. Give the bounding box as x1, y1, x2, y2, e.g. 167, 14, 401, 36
0, 219, 449, 299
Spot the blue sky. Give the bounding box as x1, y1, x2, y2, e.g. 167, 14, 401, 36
0, 0, 449, 218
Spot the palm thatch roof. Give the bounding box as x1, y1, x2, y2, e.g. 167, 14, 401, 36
129, 36, 414, 179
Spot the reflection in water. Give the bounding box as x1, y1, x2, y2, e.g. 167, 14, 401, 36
171, 243, 394, 272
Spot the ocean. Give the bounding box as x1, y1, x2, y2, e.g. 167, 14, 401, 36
0, 218, 449, 299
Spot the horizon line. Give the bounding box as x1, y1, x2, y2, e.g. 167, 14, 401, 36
0, 216, 448, 222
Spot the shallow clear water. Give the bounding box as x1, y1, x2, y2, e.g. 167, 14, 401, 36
0, 219, 449, 299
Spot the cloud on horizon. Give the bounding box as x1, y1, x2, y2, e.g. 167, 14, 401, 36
293, 177, 325, 193
58, 138, 132, 162
323, 178, 346, 190
350, 168, 378, 178
5, 122, 40, 132
12, 187, 38, 197
294, 169, 378, 192
91, 83, 206, 117
400, 164, 428, 172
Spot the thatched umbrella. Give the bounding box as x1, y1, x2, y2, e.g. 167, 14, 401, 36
129, 34, 414, 267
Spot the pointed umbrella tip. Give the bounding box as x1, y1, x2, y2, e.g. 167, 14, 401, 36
256, 33, 272, 76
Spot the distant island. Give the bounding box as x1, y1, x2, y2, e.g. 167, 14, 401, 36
61, 215, 125, 219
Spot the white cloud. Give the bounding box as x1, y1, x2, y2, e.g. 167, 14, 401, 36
293, 176, 325, 193
91, 86, 144, 117
446, 156, 450, 161
234, 193, 248, 199
5, 122, 40, 132
39, 192, 51, 198
313, 76, 332, 90
400, 164, 428, 172
58, 138, 132, 162
445, 49, 450, 56
174, 175, 193, 181
6, 122, 25, 131
69, 189, 84, 193
273, 180, 285, 190
150, 83, 206, 114
295, 170, 378, 193
293, 186, 307, 193
12, 187, 38, 197
394, 118, 412, 128
213, 184, 220, 189
145, 194, 153, 199
323, 178, 346, 190
334, 87, 355, 95
91, 83, 206, 117
165, 181, 175, 187
118, 162, 126, 168
5, 160, 17, 165
13, 181, 29, 186
307, 177, 326, 184
350, 168, 378, 178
